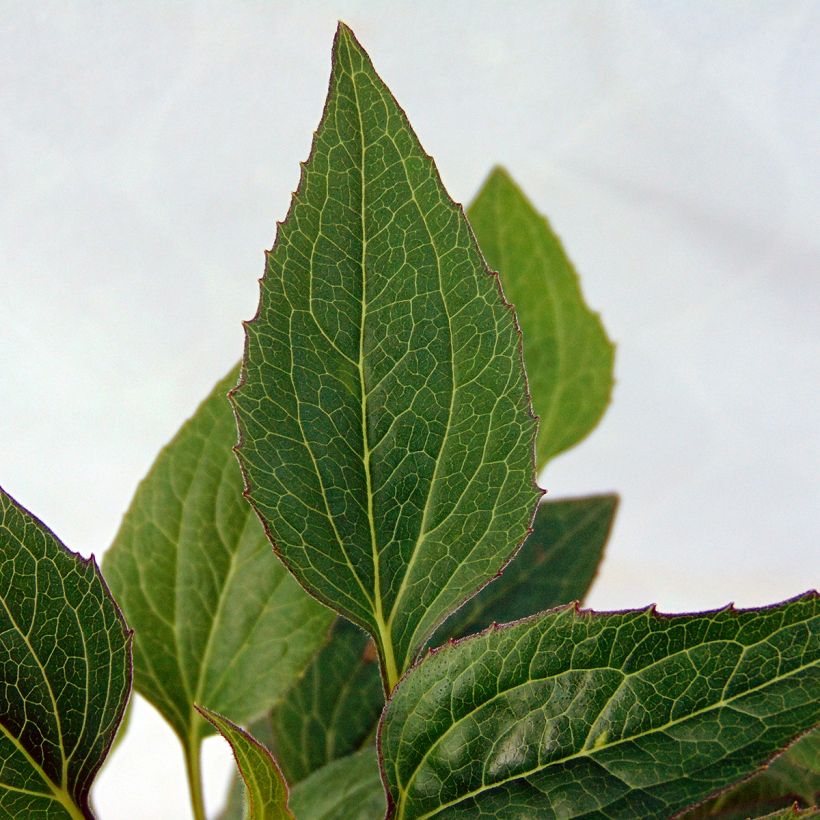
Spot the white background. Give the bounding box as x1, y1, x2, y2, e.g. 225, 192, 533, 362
1, 2, 818, 817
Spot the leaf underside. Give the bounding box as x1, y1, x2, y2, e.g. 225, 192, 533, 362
232, 23, 540, 685
103, 368, 332, 747
380, 593, 819, 818
0, 490, 131, 819
198, 706, 292, 819
467, 167, 615, 469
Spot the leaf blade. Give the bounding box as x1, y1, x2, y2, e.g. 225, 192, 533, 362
468, 166, 615, 468
683, 729, 819, 819
259, 494, 616, 786
102, 368, 332, 746
288, 747, 387, 820
197, 707, 292, 820
232, 24, 540, 685
380, 593, 819, 818
0, 489, 131, 819
430, 494, 617, 644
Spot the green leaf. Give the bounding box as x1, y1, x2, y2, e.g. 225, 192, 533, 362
232, 24, 540, 689
430, 494, 617, 644
102, 369, 332, 796
0, 489, 131, 819
380, 593, 819, 818
683, 729, 819, 819
197, 707, 292, 820
253, 494, 616, 789
268, 618, 383, 783
288, 748, 387, 820
467, 166, 615, 468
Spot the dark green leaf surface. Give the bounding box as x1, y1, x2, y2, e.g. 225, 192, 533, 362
684, 729, 819, 819
268, 618, 383, 783
381, 593, 819, 818
232, 24, 540, 687
288, 747, 387, 820
198, 707, 292, 819
430, 494, 617, 645
468, 167, 615, 468
102, 369, 332, 750
257, 495, 616, 787
0, 490, 131, 819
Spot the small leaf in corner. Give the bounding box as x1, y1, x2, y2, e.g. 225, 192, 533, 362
0, 488, 132, 819
197, 706, 292, 820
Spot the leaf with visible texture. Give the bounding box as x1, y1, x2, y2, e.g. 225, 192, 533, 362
198, 707, 292, 820
684, 729, 819, 819
102, 368, 332, 759
288, 747, 387, 820
430, 494, 617, 644
268, 617, 383, 783
380, 593, 819, 818
248, 494, 616, 789
232, 24, 540, 689
0, 489, 131, 819
468, 166, 615, 468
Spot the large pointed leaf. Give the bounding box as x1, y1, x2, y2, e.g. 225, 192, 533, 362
288, 748, 387, 820
430, 493, 617, 644
197, 707, 292, 820
684, 729, 819, 819
102, 369, 332, 755
380, 593, 819, 818
468, 167, 615, 468
232, 24, 540, 688
268, 617, 383, 784
0, 489, 131, 819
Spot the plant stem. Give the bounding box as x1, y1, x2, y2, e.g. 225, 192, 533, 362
183, 733, 206, 820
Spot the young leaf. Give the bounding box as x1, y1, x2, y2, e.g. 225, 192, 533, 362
232, 24, 540, 689
430, 493, 617, 644
268, 618, 383, 784
197, 707, 292, 820
683, 729, 819, 819
468, 167, 615, 468
0, 489, 131, 819
288, 748, 387, 820
253, 494, 616, 787
102, 369, 332, 810
380, 593, 819, 818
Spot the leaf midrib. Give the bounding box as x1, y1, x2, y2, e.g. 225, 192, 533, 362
397, 632, 817, 817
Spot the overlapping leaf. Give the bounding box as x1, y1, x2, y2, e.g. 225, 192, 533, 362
288, 748, 387, 820
250, 494, 616, 787
198, 707, 292, 819
0, 489, 131, 819
232, 24, 540, 688
102, 368, 332, 756
268, 618, 383, 784
685, 729, 819, 819
380, 593, 819, 818
430, 494, 617, 644
468, 167, 615, 468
